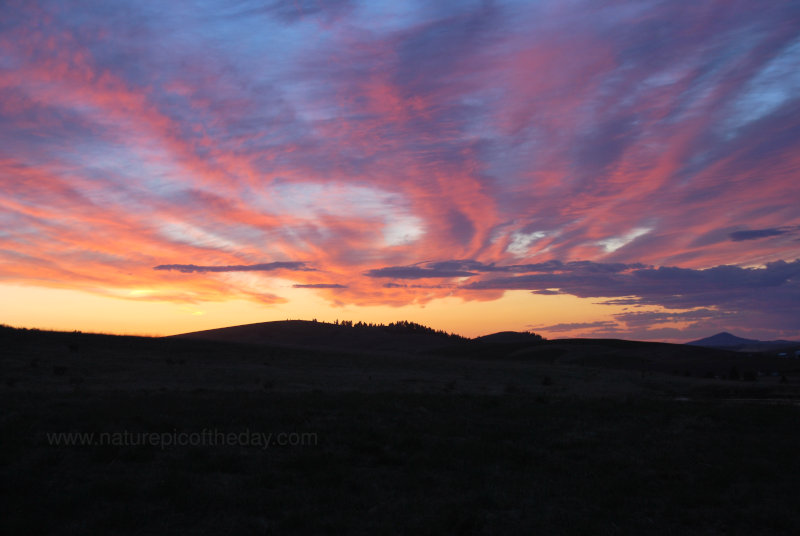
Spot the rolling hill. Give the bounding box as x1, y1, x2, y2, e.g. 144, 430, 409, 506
169, 319, 468, 355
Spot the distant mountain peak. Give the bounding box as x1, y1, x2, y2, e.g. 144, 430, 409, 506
687, 332, 758, 347
687, 332, 800, 349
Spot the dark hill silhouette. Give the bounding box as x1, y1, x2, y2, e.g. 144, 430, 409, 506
170, 319, 468, 355
167, 321, 785, 377
473, 331, 544, 344
4, 321, 800, 388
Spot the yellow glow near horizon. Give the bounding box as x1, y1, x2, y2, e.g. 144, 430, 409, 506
0, 282, 628, 339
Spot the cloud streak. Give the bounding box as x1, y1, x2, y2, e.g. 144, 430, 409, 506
153, 262, 315, 274
466, 260, 800, 304
729, 227, 798, 242
365, 260, 646, 279
292, 283, 347, 289
364, 265, 476, 279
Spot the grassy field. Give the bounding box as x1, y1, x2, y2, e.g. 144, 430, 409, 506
2, 326, 800, 534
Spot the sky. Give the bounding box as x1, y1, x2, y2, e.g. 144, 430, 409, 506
1, 0, 799, 341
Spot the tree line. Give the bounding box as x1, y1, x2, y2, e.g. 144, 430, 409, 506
322, 319, 467, 340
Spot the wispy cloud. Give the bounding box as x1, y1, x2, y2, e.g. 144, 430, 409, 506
365, 260, 645, 279
466, 259, 800, 306
729, 227, 798, 242
154, 262, 315, 273
292, 283, 347, 289
364, 265, 477, 279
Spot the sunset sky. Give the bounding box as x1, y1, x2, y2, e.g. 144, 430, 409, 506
1, 0, 799, 341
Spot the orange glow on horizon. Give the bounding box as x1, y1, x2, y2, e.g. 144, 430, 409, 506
0, 283, 638, 340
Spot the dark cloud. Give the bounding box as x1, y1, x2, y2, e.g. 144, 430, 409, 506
532, 261, 647, 273
467, 259, 800, 299
154, 262, 315, 273
366, 259, 646, 279
729, 227, 792, 241
365, 265, 477, 279
292, 283, 347, 289
383, 283, 451, 289
470, 259, 800, 333
426, 260, 501, 273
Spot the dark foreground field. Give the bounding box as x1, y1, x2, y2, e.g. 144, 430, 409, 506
3, 326, 800, 534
